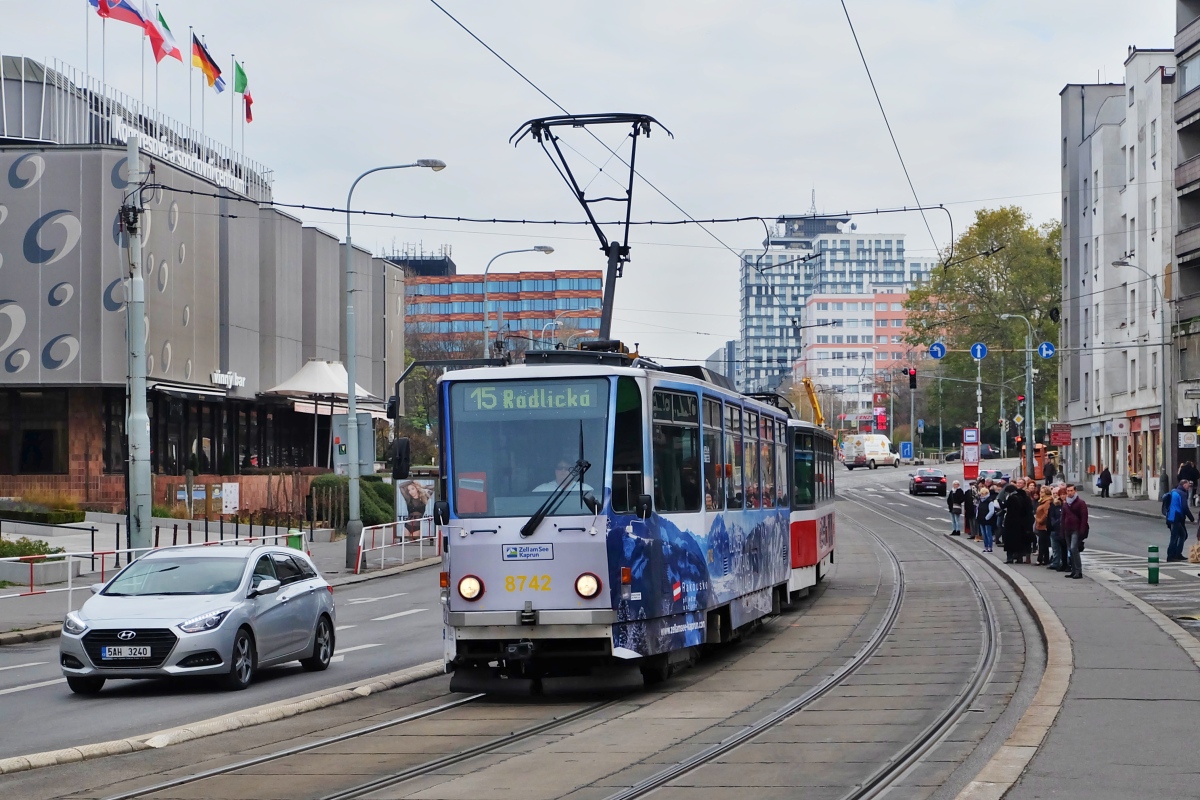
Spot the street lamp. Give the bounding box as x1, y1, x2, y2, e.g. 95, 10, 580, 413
1114, 258, 1170, 498
482, 246, 554, 356
567, 329, 597, 347
343, 159, 445, 568
1000, 313, 1035, 479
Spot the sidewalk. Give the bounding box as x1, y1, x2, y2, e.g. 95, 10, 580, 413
969, 544, 1200, 797
1083, 492, 1164, 521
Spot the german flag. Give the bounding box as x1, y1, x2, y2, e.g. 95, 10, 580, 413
191, 35, 225, 92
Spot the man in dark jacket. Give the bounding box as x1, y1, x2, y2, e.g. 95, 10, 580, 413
1098, 467, 1112, 498
1043, 457, 1057, 485
947, 481, 967, 535
1165, 480, 1194, 562
1003, 480, 1034, 564
1062, 484, 1089, 579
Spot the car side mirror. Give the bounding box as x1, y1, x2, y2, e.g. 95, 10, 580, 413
90, 583, 104, 595
636, 494, 653, 519
582, 491, 600, 514
433, 500, 450, 526
250, 578, 280, 598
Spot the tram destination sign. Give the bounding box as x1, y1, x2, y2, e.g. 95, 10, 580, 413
454, 379, 607, 419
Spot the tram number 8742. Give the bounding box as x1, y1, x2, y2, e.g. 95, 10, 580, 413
505, 575, 552, 592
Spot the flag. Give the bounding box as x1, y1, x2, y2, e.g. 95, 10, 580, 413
96, 0, 145, 28
146, 8, 183, 63
244, 92, 254, 123
191, 34, 224, 92
234, 61, 248, 94
88, 0, 108, 17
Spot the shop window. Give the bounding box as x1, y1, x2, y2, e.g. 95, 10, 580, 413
102, 389, 127, 474
0, 390, 69, 474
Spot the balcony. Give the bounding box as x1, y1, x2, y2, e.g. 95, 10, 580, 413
1180, 155, 1200, 191
1178, 224, 1200, 263
1178, 86, 1200, 125
1180, 13, 1200, 59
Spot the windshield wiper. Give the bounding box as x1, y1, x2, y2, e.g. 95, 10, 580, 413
520, 423, 592, 538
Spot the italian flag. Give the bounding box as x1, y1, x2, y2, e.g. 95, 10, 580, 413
146, 9, 183, 64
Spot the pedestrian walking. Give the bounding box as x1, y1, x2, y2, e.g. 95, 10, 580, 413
1061, 483, 1089, 579
1004, 479, 1034, 565
1043, 456, 1057, 485
1034, 486, 1052, 565
1097, 466, 1112, 498
1047, 486, 1066, 571
947, 481, 966, 535
1163, 479, 1194, 562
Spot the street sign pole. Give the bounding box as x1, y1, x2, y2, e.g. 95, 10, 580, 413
1026, 330, 1035, 479
975, 358, 982, 432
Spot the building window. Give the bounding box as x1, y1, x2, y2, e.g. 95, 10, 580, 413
0, 389, 69, 475
1152, 197, 1158, 234
1129, 146, 1135, 182
1182, 53, 1200, 96
1093, 170, 1099, 203
891, 319, 903, 327
1129, 217, 1136, 254
102, 389, 126, 474
1151, 119, 1158, 157
1129, 85, 1135, 106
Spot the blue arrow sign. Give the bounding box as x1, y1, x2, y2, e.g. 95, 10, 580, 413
1038, 341, 1056, 359
928, 342, 947, 359
971, 342, 988, 359
900, 441, 914, 460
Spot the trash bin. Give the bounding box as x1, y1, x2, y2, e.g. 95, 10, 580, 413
286, 528, 303, 550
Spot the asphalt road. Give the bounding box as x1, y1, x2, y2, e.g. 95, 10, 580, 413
0, 565, 443, 760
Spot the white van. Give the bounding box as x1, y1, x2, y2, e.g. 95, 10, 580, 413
842, 434, 898, 470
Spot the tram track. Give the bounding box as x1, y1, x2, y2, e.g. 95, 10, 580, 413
599, 501, 1002, 800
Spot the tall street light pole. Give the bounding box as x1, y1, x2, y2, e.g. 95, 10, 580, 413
1001, 313, 1035, 479
1114, 259, 1171, 498
122, 136, 152, 551
344, 159, 445, 569
482, 246, 554, 356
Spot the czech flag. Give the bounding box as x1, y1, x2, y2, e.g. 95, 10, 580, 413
146, 8, 183, 64
191, 34, 225, 93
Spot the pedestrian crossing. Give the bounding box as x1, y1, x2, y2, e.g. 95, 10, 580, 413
1083, 548, 1200, 626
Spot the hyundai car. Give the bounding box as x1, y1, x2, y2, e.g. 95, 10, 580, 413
59, 545, 335, 695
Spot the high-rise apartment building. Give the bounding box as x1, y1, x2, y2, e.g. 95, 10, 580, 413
1059, 48, 1174, 498
736, 214, 935, 392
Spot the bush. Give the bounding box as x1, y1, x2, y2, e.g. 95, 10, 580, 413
152, 503, 193, 520
0, 508, 86, 525
310, 474, 393, 527
17, 488, 81, 512
0, 536, 66, 559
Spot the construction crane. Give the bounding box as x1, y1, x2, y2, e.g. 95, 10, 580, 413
801, 377, 825, 427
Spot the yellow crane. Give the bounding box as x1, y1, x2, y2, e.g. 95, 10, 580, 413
801, 377, 825, 427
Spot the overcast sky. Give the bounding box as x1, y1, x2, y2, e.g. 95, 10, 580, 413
2, 0, 1175, 362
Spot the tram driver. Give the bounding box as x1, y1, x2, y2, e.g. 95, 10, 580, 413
533, 457, 595, 493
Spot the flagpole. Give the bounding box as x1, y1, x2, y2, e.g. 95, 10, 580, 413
85, 1, 90, 79
101, 17, 107, 135
230, 54, 235, 155
154, 4, 160, 138
188, 26, 193, 143
140, 23, 145, 109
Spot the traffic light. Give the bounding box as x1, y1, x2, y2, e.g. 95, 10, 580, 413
1016, 394, 1026, 404
908, 368, 917, 389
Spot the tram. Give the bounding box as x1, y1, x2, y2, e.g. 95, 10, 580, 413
433, 346, 836, 690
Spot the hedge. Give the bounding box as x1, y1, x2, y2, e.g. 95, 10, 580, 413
310, 474, 394, 527
0, 508, 86, 525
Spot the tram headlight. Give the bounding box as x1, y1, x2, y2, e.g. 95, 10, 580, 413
457, 575, 484, 601
574, 572, 602, 599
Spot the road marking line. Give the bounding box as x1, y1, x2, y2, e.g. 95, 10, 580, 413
0, 678, 65, 696
0, 662, 46, 673
330, 655, 344, 663
371, 609, 428, 622
344, 592, 409, 605
337, 643, 383, 654
334, 625, 356, 631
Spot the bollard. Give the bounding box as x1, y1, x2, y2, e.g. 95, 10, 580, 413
1149, 545, 1159, 585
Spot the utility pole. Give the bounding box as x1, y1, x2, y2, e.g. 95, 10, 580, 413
975, 358, 982, 432
937, 363, 943, 459
999, 354, 1006, 458
1001, 313, 1036, 479
122, 136, 152, 551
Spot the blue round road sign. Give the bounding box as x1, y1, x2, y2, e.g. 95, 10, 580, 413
970, 342, 988, 359
928, 342, 947, 359
1038, 341, 1056, 359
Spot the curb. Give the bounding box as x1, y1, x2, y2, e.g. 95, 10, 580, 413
946, 536, 1074, 800
1093, 579, 1200, 667
1088, 503, 1161, 521
0, 659, 445, 775
0, 558, 440, 648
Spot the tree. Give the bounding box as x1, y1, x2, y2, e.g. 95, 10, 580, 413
904, 207, 1060, 444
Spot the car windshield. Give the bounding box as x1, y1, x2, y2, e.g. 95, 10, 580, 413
919, 470, 944, 477
449, 378, 610, 518
104, 556, 247, 596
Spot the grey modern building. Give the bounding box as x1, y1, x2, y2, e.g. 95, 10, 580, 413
0, 56, 401, 510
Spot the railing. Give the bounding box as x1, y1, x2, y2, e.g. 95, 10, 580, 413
354, 517, 441, 575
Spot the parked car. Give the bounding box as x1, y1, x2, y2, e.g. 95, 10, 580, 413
980, 444, 1002, 459
909, 468, 948, 496
979, 468, 1011, 482
944, 451, 961, 461
59, 545, 335, 695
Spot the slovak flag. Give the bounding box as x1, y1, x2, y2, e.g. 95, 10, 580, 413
672, 581, 682, 602
89, 0, 146, 29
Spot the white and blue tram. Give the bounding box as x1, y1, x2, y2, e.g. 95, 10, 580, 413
434, 349, 836, 689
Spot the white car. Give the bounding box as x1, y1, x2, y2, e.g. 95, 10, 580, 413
843, 434, 899, 470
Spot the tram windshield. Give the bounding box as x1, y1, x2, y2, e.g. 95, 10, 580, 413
448, 378, 610, 518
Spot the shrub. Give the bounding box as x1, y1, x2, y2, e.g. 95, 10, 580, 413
0, 508, 86, 525
152, 503, 193, 520
18, 488, 81, 512
0, 536, 66, 559
310, 474, 393, 527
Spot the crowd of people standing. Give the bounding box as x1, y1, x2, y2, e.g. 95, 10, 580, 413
947, 471, 1087, 579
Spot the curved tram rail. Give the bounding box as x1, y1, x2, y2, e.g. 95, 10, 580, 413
601, 502, 1000, 800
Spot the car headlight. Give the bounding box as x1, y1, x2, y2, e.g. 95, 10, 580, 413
457, 575, 483, 601
63, 611, 88, 635
179, 609, 232, 633
575, 573, 602, 599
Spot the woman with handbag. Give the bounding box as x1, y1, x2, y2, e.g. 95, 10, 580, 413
947, 481, 966, 535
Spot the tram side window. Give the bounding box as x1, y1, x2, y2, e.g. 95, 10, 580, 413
725, 405, 743, 509
702, 398, 723, 511
612, 377, 644, 514
760, 417, 775, 509
745, 411, 760, 508
776, 422, 788, 508
793, 432, 815, 508
652, 390, 701, 512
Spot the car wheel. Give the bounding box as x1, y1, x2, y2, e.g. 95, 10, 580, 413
66, 676, 105, 695
893, 460, 899, 468
224, 628, 256, 691
869, 460, 876, 470
301, 615, 334, 672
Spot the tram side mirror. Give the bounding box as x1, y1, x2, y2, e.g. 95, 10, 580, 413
581, 491, 600, 515
433, 500, 450, 526
635, 494, 653, 519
